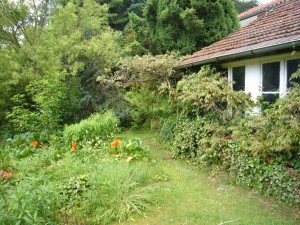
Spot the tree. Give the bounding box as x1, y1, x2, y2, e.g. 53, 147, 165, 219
129, 0, 240, 55
105, 54, 182, 124
0, 0, 122, 132
97, 0, 144, 30
233, 0, 259, 14
58, 0, 145, 30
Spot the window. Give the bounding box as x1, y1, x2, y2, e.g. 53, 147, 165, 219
262, 62, 280, 104
287, 59, 300, 88
232, 66, 245, 91
228, 57, 300, 106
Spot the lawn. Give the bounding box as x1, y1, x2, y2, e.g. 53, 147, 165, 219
115, 130, 300, 225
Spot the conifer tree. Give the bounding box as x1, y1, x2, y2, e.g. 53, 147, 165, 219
130, 0, 240, 55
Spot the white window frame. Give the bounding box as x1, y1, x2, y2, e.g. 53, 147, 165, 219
285, 57, 300, 93
225, 54, 300, 103
260, 60, 284, 99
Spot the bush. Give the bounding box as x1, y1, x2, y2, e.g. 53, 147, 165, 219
166, 112, 300, 204
158, 67, 300, 204
176, 66, 253, 117
222, 141, 300, 204
64, 111, 119, 144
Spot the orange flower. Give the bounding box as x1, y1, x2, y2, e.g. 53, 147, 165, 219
32, 141, 38, 147
72, 141, 77, 147
111, 139, 121, 147
70, 147, 76, 152
0, 170, 12, 180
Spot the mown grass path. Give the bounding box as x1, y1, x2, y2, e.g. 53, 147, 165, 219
117, 131, 299, 225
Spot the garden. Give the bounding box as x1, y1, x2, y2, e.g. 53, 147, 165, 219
0, 0, 299, 224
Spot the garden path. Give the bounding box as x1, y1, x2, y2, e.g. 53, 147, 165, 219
116, 131, 299, 225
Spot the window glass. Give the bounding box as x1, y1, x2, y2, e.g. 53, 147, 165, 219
262, 62, 280, 92
287, 59, 300, 88
262, 93, 280, 104
221, 68, 228, 77
232, 66, 245, 91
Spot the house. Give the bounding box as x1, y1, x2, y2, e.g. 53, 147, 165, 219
177, 0, 300, 104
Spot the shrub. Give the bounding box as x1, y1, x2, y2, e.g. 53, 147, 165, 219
64, 111, 119, 144
221, 141, 300, 204
159, 66, 300, 204
171, 115, 226, 163
176, 66, 253, 117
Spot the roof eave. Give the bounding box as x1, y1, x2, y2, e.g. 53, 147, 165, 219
176, 40, 300, 69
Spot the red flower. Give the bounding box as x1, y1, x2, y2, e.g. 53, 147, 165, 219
32, 141, 38, 147
111, 139, 121, 147
70, 147, 76, 152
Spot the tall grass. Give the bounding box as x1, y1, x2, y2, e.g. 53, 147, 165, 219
64, 111, 119, 143
0, 145, 156, 225
0, 111, 157, 225
50, 155, 156, 224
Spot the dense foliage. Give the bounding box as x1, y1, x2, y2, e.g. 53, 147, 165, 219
233, 0, 259, 14
128, 0, 240, 55
1, 1, 298, 223
157, 67, 300, 204
0, 0, 121, 133
64, 111, 119, 143
0, 112, 156, 224
59, 0, 145, 30
106, 54, 181, 126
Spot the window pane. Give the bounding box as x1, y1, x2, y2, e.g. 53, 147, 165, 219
221, 68, 228, 77
232, 66, 245, 91
287, 59, 300, 88
262, 93, 279, 104
262, 62, 280, 92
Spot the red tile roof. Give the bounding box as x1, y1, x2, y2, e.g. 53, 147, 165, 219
238, 0, 286, 20
179, 0, 300, 68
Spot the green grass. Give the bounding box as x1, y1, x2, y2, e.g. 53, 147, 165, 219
115, 130, 300, 225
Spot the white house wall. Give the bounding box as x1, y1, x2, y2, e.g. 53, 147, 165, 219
245, 62, 260, 101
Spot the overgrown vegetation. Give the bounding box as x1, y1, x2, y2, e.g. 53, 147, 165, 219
157, 67, 300, 204
0, 112, 156, 224
0, 0, 299, 223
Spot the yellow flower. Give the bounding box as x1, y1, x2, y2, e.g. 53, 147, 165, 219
125, 156, 133, 162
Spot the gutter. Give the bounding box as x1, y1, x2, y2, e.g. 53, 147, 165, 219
176, 40, 300, 69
